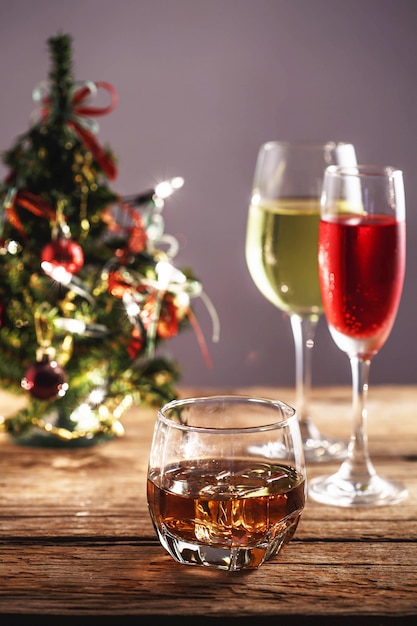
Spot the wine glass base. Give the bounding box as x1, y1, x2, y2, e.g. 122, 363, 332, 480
308, 472, 408, 507
303, 436, 347, 464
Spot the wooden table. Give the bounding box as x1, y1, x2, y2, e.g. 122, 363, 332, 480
0, 385, 416, 625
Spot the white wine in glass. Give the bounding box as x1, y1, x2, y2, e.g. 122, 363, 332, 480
246, 141, 357, 463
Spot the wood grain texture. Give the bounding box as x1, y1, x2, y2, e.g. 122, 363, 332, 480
0, 385, 416, 624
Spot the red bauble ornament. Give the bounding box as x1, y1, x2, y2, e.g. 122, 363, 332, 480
21, 355, 68, 400
41, 238, 84, 275
108, 269, 132, 299
127, 326, 145, 359
140, 295, 180, 339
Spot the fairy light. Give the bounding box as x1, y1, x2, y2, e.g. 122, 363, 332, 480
41, 261, 73, 285
154, 176, 184, 200
57, 380, 69, 397
88, 387, 106, 406
171, 176, 184, 189
41, 261, 96, 305
123, 292, 141, 320
54, 318, 86, 334
8, 240, 21, 254
69, 403, 99, 432
0, 239, 21, 255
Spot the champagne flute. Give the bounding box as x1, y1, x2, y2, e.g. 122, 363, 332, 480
246, 141, 356, 463
309, 164, 407, 506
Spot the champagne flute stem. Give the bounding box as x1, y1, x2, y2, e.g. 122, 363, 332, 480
290, 313, 320, 439
341, 356, 376, 483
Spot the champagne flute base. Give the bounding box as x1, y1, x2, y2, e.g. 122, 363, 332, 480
299, 417, 347, 463
308, 472, 408, 507
303, 435, 347, 464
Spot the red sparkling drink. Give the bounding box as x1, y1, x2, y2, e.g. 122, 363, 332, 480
319, 214, 405, 358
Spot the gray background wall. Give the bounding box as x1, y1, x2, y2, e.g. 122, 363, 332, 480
1, 0, 416, 389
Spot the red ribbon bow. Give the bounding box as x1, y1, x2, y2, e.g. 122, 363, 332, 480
3, 189, 56, 242
40, 81, 119, 180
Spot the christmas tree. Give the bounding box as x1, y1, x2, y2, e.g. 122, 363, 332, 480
0, 33, 215, 445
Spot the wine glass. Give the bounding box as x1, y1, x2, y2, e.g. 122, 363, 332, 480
245, 141, 356, 463
309, 164, 407, 506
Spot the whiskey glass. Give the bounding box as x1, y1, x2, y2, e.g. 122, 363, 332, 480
147, 395, 305, 571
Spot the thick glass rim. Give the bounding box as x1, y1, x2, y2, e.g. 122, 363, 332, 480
324, 164, 403, 179
261, 140, 354, 152
158, 395, 297, 433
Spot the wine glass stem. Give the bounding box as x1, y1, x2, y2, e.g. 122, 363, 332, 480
290, 313, 320, 439
341, 356, 376, 482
